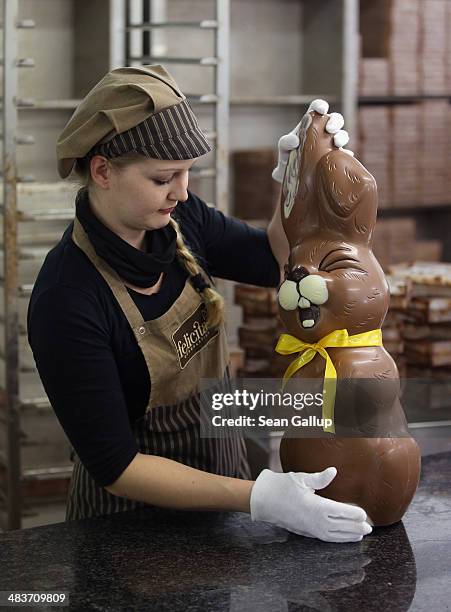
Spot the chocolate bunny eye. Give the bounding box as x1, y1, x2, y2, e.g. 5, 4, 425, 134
323, 260, 367, 273
318, 249, 366, 274
297, 276, 328, 305
320, 257, 367, 274
278, 280, 299, 310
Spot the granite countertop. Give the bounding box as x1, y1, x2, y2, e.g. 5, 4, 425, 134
1, 452, 450, 612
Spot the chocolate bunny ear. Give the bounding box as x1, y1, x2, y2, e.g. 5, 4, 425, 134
316, 150, 378, 246
280, 109, 378, 249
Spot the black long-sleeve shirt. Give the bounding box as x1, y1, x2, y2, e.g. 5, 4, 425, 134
27, 191, 280, 487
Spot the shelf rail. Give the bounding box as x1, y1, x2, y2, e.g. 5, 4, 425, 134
2, 0, 25, 531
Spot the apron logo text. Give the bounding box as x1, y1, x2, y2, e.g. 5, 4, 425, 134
172, 303, 219, 369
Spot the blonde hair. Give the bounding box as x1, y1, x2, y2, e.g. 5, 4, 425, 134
74, 154, 225, 328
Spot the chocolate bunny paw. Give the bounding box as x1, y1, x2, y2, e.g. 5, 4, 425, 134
281, 100, 361, 245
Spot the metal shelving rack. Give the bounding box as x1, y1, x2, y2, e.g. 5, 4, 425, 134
0, 0, 129, 531
125, 0, 230, 214
0, 0, 37, 532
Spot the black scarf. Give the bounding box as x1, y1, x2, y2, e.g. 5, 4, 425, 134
74, 188, 177, 288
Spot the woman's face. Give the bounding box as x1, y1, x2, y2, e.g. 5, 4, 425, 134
92, 155, 198, 233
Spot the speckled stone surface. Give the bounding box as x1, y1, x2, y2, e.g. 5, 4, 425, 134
1, 452, 450, 611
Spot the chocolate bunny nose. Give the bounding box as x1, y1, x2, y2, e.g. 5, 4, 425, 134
288, 266, 309, 282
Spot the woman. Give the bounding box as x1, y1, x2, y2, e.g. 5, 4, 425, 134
27, 65, 372, 542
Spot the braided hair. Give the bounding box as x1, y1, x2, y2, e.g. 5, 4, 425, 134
74, 154, 225, 328
168, 216, 224, 327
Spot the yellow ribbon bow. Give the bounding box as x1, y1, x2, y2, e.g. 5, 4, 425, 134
275, 328, 383, 433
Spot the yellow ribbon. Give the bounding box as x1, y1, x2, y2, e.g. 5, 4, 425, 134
275, 328, 383, 433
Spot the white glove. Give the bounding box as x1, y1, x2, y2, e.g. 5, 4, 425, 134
272, 99, 355, 184
250, 467, 372, 543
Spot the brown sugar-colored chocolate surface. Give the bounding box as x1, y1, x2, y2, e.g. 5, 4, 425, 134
277, 106, 421, 526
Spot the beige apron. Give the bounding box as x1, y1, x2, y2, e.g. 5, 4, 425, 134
65, 217, 251, 520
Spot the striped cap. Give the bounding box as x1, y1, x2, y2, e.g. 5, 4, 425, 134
87, 98, 211, 161
56, 65, 212, 178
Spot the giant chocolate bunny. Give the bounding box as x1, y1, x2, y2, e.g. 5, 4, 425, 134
275, 101, 421, 526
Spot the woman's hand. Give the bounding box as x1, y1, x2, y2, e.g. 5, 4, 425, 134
250, 467, 372, 543
271, 99, 354, 184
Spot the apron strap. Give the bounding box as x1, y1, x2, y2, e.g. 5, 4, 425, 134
72, 215, 217, 341
72, 216, 146, 336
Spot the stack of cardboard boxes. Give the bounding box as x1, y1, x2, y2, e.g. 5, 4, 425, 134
358, 0, 451, 208
233, 284, 290, 378
387, 263, 451, 417
419, 0, 448, 95
389, 0, 420, 95
358, 101, 451, 208
358, 107, 392, 207
359, 0, 451, 96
